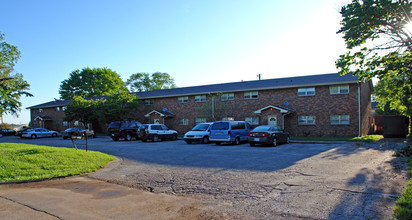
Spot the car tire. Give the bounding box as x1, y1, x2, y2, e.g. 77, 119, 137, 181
249, 143, 255, 146
215, 142, 221, 145
185, 141, 192, 144
153, 135, 159, 142
31, 134, 37, 139
272, 138, 277, 147
171, 134, 177, 141
112, 137, 119, 141
233, 137, 240, 145
286, 136, 290, 144
125, 133, 132, 141
202, 136, 209, 144
52, 133, 57, 137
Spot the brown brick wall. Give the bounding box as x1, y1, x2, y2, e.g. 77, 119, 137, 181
29, 81, 372, 137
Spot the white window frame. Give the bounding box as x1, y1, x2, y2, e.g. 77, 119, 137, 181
39, 108, 43, 113
245, 117, 259, 125
195, 95, 206, 102
221, 93, 234, 101
178, 118, 189, 125
178, 96, 188, 103
195, 118, 207, 124
145, 99, 154, 105
298, 88, 315, 96
63, 121, 68, 127
56, 107, 61, 111
330, 85, 349, 95
74, 121, 79, 126
244, 91, 258, 99
62, 106, 67, 111
298, 116, 316, 125
331, 115, 350, 125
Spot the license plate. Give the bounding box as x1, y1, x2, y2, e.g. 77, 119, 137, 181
254, 138, 260, 142
216, 132, 223, 135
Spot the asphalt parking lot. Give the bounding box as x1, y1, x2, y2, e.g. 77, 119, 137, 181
0, 135, 408, 219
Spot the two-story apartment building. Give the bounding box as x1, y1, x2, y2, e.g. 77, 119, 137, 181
28, 73, 373, 137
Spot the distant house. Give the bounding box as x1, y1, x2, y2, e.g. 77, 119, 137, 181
27, 73, 373, 137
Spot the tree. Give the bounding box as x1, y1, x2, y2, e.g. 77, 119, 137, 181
97, 90, 140, 124
126, 72, 176, 92
195, 95, 229, 121
336, 0, 412, 132
64, 96, 104, 129
59, 67, 128, 100
0, 31, 32, 117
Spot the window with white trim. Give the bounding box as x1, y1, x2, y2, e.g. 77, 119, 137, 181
222, 117, 234, 121
74, 121, 79, 126
331, 115, 350, 125
178, 96, 188, 103
56, 107, 61, 111
62, 106, 67, 111
330, 85, 349, 95
145, 99, 154, 105
244, 91, 258, 99
195, 95, 206, 102
195, 118, 207, 124
298, 116, 316, 125
221, 93, 234, 101
245, 117, 259, 125
298, 88, 315, 96
39, 108, 43, 113
63, 121, 68, 127
178, 118, 189, 125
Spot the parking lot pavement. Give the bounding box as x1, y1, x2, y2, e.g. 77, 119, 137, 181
1, 136, 409, 219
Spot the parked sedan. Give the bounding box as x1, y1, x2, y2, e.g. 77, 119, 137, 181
16, 127, 33, 137
0, 129, 16, 136
247, 125, 290, 147
21, 128, 59, 139
60, 127, 95, 140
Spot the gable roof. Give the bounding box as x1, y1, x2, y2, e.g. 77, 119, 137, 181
28, 73, 360, 109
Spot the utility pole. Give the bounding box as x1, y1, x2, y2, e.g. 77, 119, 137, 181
257, 74, 262, 80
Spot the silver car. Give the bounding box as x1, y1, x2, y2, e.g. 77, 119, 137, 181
22, 128, 59, 139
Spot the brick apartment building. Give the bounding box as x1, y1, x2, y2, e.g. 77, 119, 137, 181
28, 73, 373, 137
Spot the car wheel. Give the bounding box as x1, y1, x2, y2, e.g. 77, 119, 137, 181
286, 136, 290, 144
125, 133, 132, 141
202, 136, 209, 144
233, 137, 240, 145
185, 141, 192, 144
249, 143, 255, 146
52, 133, 57, 137
153, 135, 159, 142
172, 134, 177, 141
272, 138, 277, 147
112, 137, 119, 141
215, 142, 221, 145
31, 134, 37, 139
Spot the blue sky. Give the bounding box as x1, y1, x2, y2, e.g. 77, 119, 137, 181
1, 0, 350, 124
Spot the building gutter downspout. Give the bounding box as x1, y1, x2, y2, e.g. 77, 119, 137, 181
358, 82, 361, 137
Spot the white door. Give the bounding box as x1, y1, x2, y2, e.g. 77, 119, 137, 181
267, 116, 277, 126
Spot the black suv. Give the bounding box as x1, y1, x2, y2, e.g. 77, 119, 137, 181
108, 119, 142, 141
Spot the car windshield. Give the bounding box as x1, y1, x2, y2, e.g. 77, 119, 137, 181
211, 122, 229, 130
108, 122, 121, 128
191, 124, 210, 131
252, 126, 271, 132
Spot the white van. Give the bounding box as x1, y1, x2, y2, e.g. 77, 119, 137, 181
183, 122, 212, 144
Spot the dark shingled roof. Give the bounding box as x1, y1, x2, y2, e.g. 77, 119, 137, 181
28, 73, 359, 109
134, 73, 359, 98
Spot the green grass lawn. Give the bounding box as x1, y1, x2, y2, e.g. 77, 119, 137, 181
291, 135, 383, 143
0, 143, 116, 183
394, 155, 412, 220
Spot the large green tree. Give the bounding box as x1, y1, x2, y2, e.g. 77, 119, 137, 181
126, 72, 176, 92
336, 0, 412, 132
64, 96, 104, 129
59, 67, 128, 100
0, 31, 32, 118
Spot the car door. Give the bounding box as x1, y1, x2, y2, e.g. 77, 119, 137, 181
160, 125, 170, 139
152, 125, 164, 138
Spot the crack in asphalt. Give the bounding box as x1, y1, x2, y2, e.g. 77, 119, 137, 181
0, 194, 62, 220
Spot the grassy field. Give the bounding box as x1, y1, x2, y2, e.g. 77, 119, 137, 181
291, 135, 383, 143
0, 143, 116, 182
